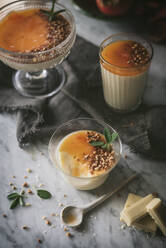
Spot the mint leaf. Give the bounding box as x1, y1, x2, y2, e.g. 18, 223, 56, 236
104, 128, 112, 143
101, 143, 107, 149
111, 133, 118, 143
7, 193, 19, 200
19, 196, 24, 206
10, 197, 20, 209
89, 141, 105, 147
37, 190, 52, 199
51, 9, 66, 21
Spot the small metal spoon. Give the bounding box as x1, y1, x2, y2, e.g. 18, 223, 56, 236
60, 173, 137, 227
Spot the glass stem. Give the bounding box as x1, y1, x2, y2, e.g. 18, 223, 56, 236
25, 70, 47, 80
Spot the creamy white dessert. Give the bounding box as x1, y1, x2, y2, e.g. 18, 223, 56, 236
100, 40, 152, 112
101, 66, 148, 110
56, 130, 116, 190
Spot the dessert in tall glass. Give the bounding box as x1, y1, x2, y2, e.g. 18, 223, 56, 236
0, 0, 76, 98
99, 33, 153, 113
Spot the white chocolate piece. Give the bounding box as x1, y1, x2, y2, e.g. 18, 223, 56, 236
120, 193, 157, 233
146, 198, 166, 236
121, 194, 154, 226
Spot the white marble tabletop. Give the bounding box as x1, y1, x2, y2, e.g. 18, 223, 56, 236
0, 1, 166, 248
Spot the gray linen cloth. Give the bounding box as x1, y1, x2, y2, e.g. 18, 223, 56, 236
0, 36, 165, 159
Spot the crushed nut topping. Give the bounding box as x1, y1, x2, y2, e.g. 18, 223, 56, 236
127, 41, 150, 66
2, 214, 7, 218
84, 131, 116, 174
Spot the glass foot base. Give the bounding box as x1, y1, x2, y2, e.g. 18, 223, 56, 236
13, 65, 65, 99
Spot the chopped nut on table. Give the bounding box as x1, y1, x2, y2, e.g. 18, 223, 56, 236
22, 225, 29, 230
22, 182, 29, 188
45, 220, 51, 226
27, 189, 33, 194
66, 232, 73, 238
26, 168, 32, 173
37, 239, 42, 244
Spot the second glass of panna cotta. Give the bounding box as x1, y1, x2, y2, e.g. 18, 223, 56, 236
48, 118, 122, 190
99, 33, 153, 113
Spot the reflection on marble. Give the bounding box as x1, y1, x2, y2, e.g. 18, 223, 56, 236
0, 0, 166, 247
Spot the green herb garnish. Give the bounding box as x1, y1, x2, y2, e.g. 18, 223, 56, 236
41, 0, 66, 22
89, 128, 118, 152
7, 192, 25, 209
37, 190, 52, 199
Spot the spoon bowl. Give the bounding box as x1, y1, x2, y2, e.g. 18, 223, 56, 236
61, 205, 83, 227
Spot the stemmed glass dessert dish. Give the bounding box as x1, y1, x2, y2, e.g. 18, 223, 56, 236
0, 0, 76, 98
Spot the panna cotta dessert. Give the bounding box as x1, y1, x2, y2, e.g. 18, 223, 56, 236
0, 0, 76, 98
0, 7, 71, 71
99, 33, 153, 112
55, 129, 117, 190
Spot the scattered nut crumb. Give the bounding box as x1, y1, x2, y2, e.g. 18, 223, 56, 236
64, 227, 68, 231
2, 214, 7, 218
42, 216, 47, 220
37, 239, 42, 244
12, 186, 17, 190
23, 182, 29, 188
66, 232, 73, 238
24, 176, 28, 179
27, 189, 33, 194
22, 225, 28, 230
124, 155, 128, 159
51, 213, 55, 216
59, 203, 64, 207
25, 203, 31, 207
26, 168, 32, 173
45, 220, 51, 225
121, 224, 126, 230
9, 182, 13, 186
64, 194, 67, 198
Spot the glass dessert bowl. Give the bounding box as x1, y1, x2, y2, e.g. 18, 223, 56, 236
48, 118, 122, 190
0, 0, 76, 98
99, 33, 153, 113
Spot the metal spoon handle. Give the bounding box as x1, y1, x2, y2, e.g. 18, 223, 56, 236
83, 173, 137, 213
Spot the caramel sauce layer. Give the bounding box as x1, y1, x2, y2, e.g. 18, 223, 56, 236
0, 9, 48, 52
101, 40, 150, 76
60, 131, 94, 164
